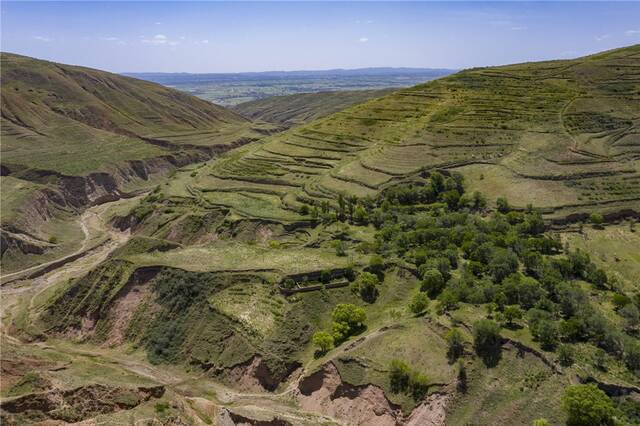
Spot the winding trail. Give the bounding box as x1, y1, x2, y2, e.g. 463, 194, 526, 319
2, 208, 104, 284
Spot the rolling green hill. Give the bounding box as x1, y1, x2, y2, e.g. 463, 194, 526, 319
233, 88, 395, 128
197, 45, 639, 226
0, 52, 273, 274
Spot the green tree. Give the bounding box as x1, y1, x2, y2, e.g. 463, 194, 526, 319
332, 304, 366, 336
488, 249, 519, 282
421, 269, 445, 297
312, 331, 335, 354
408, 292, 429, 315
445, 328, 465, 362
473, 319, 502, 367
532, 419, 549, 426
562, 384, 616, 426
503, 305, 524, 327
355, 272, 379, 303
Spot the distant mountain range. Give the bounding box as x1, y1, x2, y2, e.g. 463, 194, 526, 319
123, 67, 456, 85
124, 67, 456, 106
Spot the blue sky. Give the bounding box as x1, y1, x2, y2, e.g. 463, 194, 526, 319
1, 2, 639, 73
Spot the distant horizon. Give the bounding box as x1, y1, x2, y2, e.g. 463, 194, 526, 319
2, 1, 639, 73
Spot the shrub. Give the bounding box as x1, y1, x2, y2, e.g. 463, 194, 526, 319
333, 240, 347, 256
48, 235, 58, 244
408, 292, 429, 315
590, 213, 604, 228
312, 331, 335, 354
155, 402, 170, 414
532, 419, 549, 426
389, 359, 410, 393
446, 328, 465, 362
557, 344, 575, 367
368, 254, 385, 278
624, 340, 640, 372
409, 371, 429, 400
562, 384, 616, 426
537, 320, 559, 350
457, 360, 468, 393
473, 319, 502, 366
496, 197, 510, 213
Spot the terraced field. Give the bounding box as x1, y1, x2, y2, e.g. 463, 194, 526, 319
190, 45, 640, 226
233, 88, 395, 128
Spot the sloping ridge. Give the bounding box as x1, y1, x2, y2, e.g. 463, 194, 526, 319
0, 52, 265, 253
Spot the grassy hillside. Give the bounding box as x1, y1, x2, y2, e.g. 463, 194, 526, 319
233, 88, 395, 128
2, 46, 640, 425
196, 45, 639, 225
0, 53, 273, 274
0, 52, 265, 176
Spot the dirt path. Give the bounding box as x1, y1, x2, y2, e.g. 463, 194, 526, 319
0, 199, 132, 331
1, 209, 102, 283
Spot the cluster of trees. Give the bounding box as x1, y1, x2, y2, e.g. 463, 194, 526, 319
312, 304, 366, 354
359, 173, 640, 374
388, 359, 430, 400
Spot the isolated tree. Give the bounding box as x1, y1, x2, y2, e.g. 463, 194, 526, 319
408, 292, 429, 315
312, 331, 335, 354
562, 384, 616, 426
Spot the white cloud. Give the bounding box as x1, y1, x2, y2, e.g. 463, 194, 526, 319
359, 37, 369, 43
141, 34, 176, 45
511, 26, 527, 31
33, 35, 52, 42
155, 22, 162, 25
626, 30, 640, 36
595, 34, 610, 42
201, 39, 209, 44
100, 36, 119, 41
